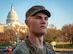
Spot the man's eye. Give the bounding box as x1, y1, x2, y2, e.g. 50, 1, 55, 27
45, 18, 48, 20
35, 16, 41, 19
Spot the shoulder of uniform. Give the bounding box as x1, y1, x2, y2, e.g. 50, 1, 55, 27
45, 44, 55, 54
13, 42, 29, 54
45, 43, 53, 49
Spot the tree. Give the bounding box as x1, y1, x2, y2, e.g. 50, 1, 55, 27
44, 28, 60, 43
62, 24, 73, 45
0, 24, 29, 44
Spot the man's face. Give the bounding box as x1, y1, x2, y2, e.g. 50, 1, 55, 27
26, 12, 48, 35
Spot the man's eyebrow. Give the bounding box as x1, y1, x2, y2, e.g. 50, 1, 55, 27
26, 16, 31, 20
36, 15, 48, 18
37, 16, 41, 17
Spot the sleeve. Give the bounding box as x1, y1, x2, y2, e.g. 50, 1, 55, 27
12, 42, 30, 54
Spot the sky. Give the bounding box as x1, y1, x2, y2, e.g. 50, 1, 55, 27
0, 0, 73, 29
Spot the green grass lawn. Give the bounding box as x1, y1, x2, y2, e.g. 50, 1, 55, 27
0, 43, 12, 46
55, 44, 73, 48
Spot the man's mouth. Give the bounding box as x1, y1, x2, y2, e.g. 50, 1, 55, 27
41, 26, 46, 29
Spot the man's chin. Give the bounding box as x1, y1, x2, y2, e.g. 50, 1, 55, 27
34, 32, 46, 36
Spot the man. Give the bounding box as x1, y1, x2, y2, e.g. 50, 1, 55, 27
13, 5, 55, 54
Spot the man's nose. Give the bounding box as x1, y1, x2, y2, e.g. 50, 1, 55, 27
41, 18, 46, 24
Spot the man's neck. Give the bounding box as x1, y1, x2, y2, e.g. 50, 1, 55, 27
29, 34, 44, 49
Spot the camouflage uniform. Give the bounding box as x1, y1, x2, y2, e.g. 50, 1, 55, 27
13, 37, 55, 54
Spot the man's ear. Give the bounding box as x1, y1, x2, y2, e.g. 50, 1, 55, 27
25, 19, 28, 25
25, 19, 29, 27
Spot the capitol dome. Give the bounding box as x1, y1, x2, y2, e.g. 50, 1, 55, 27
6, 4, 19, 25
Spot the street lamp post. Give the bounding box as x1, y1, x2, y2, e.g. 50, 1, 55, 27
16, 32, 19, 46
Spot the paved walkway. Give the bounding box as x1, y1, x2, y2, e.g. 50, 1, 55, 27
54, 48, 73, 52
0, 52, 12, 54
0, 46, 6, 52
55, 52, 68, 54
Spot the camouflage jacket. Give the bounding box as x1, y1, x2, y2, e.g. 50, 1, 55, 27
13, 37, 55, 54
